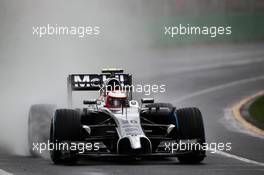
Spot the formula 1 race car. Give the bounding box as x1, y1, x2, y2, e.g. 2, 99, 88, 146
48, 69, 206, 164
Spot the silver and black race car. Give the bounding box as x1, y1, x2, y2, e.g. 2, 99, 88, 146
29, 69, 206, 164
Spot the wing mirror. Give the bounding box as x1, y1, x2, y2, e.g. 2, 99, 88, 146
141, 98, 154, 104
83, 100, 97, 105
167, 124, 175, 134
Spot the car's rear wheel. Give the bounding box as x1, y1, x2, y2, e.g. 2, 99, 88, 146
176, 107, 206, 164
50, 109, 81, 164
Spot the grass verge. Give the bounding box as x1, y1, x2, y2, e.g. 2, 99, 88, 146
249, 95, 264, 124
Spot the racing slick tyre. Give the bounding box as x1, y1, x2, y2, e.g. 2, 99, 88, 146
28, 104, 56, 158
176, 107, 206, 164
50, 109, 81, 164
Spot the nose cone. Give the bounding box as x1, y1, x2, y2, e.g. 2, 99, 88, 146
128, 135, 141, 149
118, 136, 152, 154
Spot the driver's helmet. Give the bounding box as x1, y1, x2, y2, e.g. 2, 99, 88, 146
105, 91, 128, 109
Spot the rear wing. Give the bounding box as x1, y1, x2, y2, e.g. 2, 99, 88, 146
67, 71, 132, 107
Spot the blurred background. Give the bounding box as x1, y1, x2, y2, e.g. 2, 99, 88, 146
0, 0, 263, 156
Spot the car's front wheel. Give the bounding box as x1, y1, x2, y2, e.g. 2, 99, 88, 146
176, 107, 206, 164
50, 109, 81, 164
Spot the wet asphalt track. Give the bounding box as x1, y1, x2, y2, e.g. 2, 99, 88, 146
0, 43, 264, 175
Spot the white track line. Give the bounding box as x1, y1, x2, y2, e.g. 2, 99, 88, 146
169, 57, 264, 74
213, 150, 264, 167
223, 108, 264, 139
174, 75, 264, 103
0, 169, 13, 175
